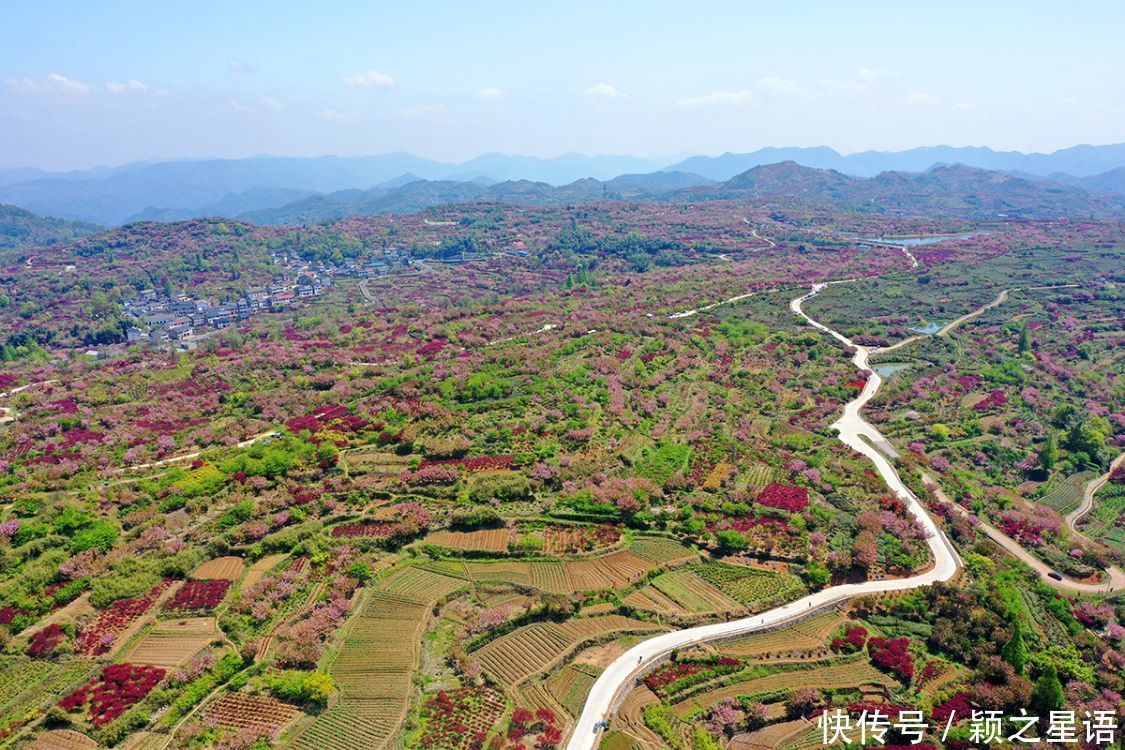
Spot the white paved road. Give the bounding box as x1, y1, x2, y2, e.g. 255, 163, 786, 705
566, 283, 961, 750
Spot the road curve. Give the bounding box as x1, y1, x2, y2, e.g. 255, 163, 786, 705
565, 283, 961, 750
1066, 452, 1125, 532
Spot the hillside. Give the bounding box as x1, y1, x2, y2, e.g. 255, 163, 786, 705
681, 162, 1122, 219
0, 204, 101, 252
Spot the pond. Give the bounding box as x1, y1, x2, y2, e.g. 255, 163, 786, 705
909, 322, 942, 334
873, 362, 913, 377
861, 233, 975, 246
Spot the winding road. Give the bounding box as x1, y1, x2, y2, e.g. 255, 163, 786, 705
566, 283, 962, 750
1066, 452, 1125, 533
921, 471, 1125, 594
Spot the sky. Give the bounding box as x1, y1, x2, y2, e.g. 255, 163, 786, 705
2, 0, 1123, 170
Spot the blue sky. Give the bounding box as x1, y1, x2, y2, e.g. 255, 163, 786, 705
2, 0, 1122, 169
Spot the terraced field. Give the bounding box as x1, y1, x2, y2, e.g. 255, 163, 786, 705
454, 543, 694, 595
649, 568, 741, 613
190, 556, 245, 581
0, 657, 96, 739
379, 566, 465, 601
473, 616, 665, 687
424, 528, 514, 552
123, 617, 220, 668
689, 562, 807, 610
1038, 470, 1097, 513
204, 693, 300, 733
623, 586, 684, 616
567, 551, 654, 591
670, 657, 895, 718
28, 729, 99, 750
287, 568, 466, 750
717, 611, 846, 657
241, 553, 288, 590
1081, 481, 1125, 553
546, 663, 602, 717
629, 537, 699, 566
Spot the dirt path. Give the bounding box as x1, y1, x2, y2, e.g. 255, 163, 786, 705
872, 288, 1010, 354
111, 430, 278, 474
936, 288, 1009, 335
921, 472, 1125, 594
1066, 452, 1125, 533
0, 379, 60, 425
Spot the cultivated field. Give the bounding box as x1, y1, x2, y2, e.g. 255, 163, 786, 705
718, 611, 847, 657
424, 528, 514, 552
241, 553, 288, 590
649, 568, 742, 613
1038, 470, 1097, 513
287, 568, 465, 750
670, 657, 895, 718
204, 692, 300, 733
190, 556, 245, 581
28, 729, 99, 750
473, 615, 665, 687
451, 544, 692, 594
629, 537, 700, 566
123, 617, 220, 668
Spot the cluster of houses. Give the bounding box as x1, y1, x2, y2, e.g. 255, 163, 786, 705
118, 250, 416, 348
268, 248, 413, 278
123, 275, 326, 346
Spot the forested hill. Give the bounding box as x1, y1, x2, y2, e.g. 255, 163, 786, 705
0, 204, 101, 253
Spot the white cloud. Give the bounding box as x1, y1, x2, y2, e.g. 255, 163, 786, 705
342, 70, 395, 88
585, 83, 626, 99
757, 77, 797, 94
677, 89, 753, 108
951, 101, 975, 111
476, 87, 503, 101
106, 79, 151, 94
858, 67, 898, 81
257, 96, 284, 110
317, 109, 359, 122
47, 73, 89, 94
9, 73, 90, 95
906, 90, 938, 106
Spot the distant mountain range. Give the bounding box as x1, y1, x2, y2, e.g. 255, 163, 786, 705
664, 143, 1125, 181
1, 144, 1124, 225
239, 162, 1120, 224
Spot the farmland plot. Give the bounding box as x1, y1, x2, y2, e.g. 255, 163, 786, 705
123, 617, 220, 668
204, 692, 300, 733
288, 568, 465, 750
473, 615, 664, 687
671, 658, 894, 718
241, 553, 288, 590
629, 537, 698, 566
28, 729, 99, 750
650, 569, 741, 613
718, 611, 846, 657
190, 556, 244, 581
566, 551, 653, 591
424, 528, 514, 552
1037, 470, 1097, 513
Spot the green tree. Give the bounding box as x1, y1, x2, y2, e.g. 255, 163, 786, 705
1018, 324, 1031, 354
1001, 617, 1029, 675
1032, 664, 1065, 715
1039, 433, 1058, 472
